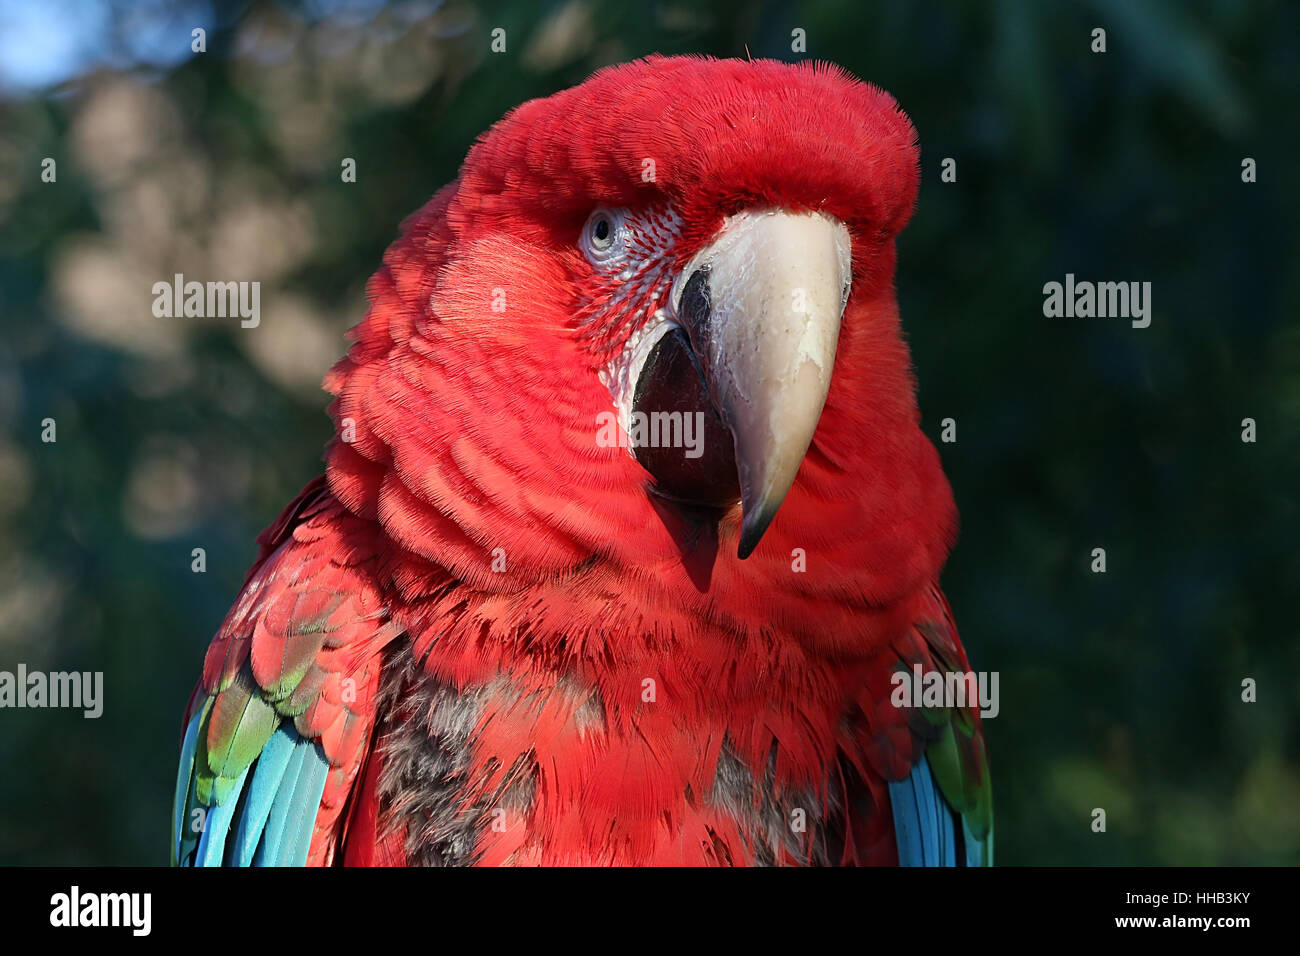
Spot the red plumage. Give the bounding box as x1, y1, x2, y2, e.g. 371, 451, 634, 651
179, 55, 989, 866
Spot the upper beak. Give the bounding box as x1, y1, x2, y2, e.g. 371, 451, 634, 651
673, 209, 852, 559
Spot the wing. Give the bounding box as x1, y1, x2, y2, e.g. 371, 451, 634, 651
846, 584, 992, 866
886, 584, 993, 866
172, 477, 401, 866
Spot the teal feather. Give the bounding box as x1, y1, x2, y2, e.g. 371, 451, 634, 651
280, 742, 330, 866
195, 765, 248, 866
172, 708, 204, 866
251, 736, 310, 865
231, 724, 298, 865
178, 718, 329, 867
889, 756, 958, 867
242, 732, 329, 867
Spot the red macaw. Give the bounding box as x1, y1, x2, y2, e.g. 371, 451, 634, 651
172, 55, 992, 866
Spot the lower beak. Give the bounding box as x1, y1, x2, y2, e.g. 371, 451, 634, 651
673, 209, 852, 558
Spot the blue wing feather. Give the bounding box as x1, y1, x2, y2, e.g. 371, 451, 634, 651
250, 735, 308, 865
176, 721, 330, 867
888, 755, 959, 867
280, 746, 330, 866
251, 731, 329, 866
195, 766, 248, 866
172, 707, 204, 866
231, 724, 299, 865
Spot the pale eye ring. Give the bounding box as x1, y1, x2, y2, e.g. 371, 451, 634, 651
581, 208, 625, 265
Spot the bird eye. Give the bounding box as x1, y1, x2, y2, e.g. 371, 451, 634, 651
581, 209, 624, 265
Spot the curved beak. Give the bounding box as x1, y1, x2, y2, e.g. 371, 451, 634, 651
673, 209, 851, 559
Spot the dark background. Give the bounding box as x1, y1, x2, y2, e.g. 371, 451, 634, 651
0, 0, 1296, 865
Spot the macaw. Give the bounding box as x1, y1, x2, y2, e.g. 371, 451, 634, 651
172, 55, 992, 867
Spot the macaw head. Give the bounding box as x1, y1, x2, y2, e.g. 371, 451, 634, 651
326, 56, 954, 611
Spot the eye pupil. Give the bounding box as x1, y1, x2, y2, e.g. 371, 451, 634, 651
583, 210, 621, 261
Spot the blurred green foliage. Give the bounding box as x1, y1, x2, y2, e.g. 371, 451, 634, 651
0, 0, 1296, 864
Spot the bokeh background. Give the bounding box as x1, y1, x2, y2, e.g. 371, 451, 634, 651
0, 0, 1296, 865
